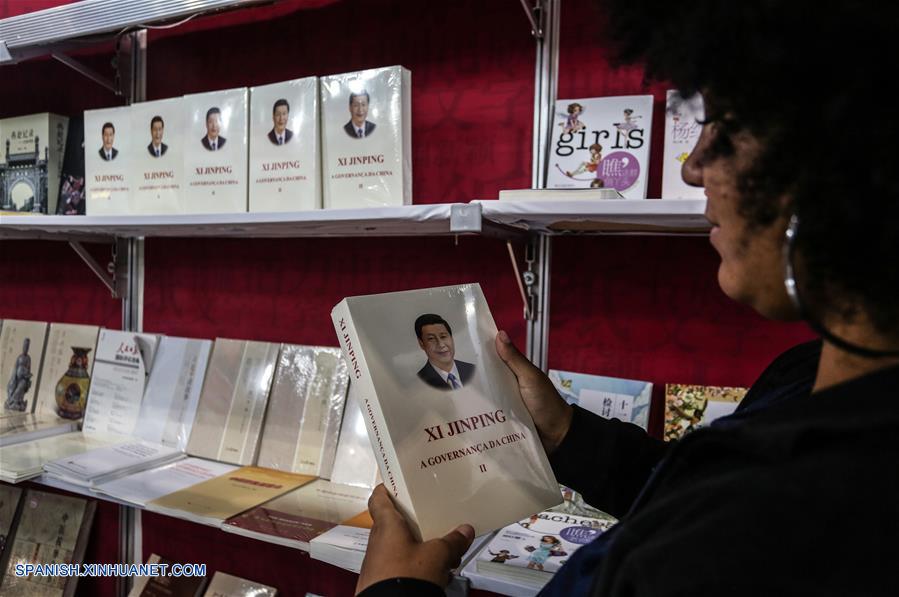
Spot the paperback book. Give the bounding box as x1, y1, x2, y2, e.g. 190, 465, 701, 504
473, 509, 617, 590
223, 479, 372, 550
0, 113, 68, 213
130, 97, 185, 214
57, 115, 86, 215
664, 383, 748, 441
546, 95, 653, 199
147, 466, 314, 527
256, 345, 348, 477
183, 87, 249, 213
548, 369, 652, 431
331, 283, 560, 540
0, 489, 96, 597
94, 457, 237, 508
0, 319, 49, 418
84, 106, 133, 215
249, 77, 320, 211
329, 390, 380, 489
320, 65, 412, 209
662, 91, 705, 199
186, 338, 279, 465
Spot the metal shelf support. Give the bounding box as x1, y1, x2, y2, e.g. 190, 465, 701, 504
519, 0, 546, 38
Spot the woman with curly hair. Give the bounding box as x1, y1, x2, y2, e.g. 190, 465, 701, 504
355, 1, 899, 595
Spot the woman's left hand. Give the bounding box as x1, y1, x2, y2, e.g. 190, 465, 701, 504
356, 484, 475, 595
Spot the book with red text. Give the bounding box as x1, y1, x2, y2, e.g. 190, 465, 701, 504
331, 284, 560, 541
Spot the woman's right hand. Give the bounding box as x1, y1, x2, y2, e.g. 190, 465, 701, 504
495, 330, 573, 453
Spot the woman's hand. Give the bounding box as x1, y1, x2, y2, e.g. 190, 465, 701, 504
495, 330, 573, 453
356, 485, 475, 595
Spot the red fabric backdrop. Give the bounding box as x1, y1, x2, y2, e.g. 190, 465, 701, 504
0, 0, 815, 595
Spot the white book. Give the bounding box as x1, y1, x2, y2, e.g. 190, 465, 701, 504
183, 87, 249, 214
33, 323, 99, 421
129, 97, 186, 214
85, 106, 133, 215
0, 432, 113, 483
546, 95, 653, 199
43, 440, 184, 487
548, 369, 652, 431
309, 525, 370, 573
93, 456, 237, 507
0, 319, 48, 417
81, 329, 160, 440
136, 336, 212, 451
329, 389, 379, 489
321, 65, 412, 209
331, 284, 560, 541
256, 345, 348, 477
249, 77, 320, 211
662, 90, 705, 199
186, 338, 279, 465
0, 113, 68, 213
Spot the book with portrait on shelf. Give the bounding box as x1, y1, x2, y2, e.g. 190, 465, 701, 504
320, 65, 411, 209
548, 369, 652, 431
183, 87, 249, 214
0, 113, 69, 214
0, 489, 96, 597
662, 90, 705, 199
186, 338, 279, 466
43, 335, 212, 487
664, 383, 748, 441
546, 95, 653, 199
84, 105, 132, 215
0, 329, 158, 483
249, 76, 321, 211
1, 322, 99, 447
129, 97, 186, 214
331, 283, 561, 541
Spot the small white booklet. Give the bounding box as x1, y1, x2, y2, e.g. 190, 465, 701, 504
331, 283, 560, 541
93, 456, 237, 507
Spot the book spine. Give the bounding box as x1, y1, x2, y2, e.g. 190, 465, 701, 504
331, 300, 419, 535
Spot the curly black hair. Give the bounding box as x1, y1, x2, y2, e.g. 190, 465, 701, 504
600, 0, 899, 337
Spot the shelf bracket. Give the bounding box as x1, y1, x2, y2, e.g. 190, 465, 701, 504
518, 0, 545, 39
507, 240, 536, 321
68, 240, 128, 299
51, 52, 121, 95
0, 40, 12, 64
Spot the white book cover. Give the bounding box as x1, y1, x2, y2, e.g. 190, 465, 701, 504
183, 88, 249, 213
85, 106, 133, 215
34, 323, 99, 421
331, 284, 560, 541
249, 77, 320, 211
0, 416, 76, 448
546, 95, 653, 199
0, 113, 68, 213
186, 338, 279, 465
43, 440, 184, 486
81, 329, 160, 440
136, 336, 212, 451
662, 91, 705, 199
93, 456, 237, 507
0, 432, 114, 482
475, 510, 616, 578
202, 572, 276, 597
129, 97, 186, 214
548, 369, 652, 431
256, 345, 348, 477
0, 319, 48, 417
321, 65, 411, 209
309, 525, 371, 573
329, 389, 379, 489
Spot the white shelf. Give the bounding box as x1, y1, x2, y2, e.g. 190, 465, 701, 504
478, 198, 709, 235
0, 203, 487, 241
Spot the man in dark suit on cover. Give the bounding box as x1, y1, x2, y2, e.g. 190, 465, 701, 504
343, 90, 376, 139
267, 98, 294, 145
99, 122, 118, 161
415, 314, 475, 391
147, 115, 168, 158
201, 107, 227, 151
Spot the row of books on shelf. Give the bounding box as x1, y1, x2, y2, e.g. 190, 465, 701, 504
0, 86, 705, 218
